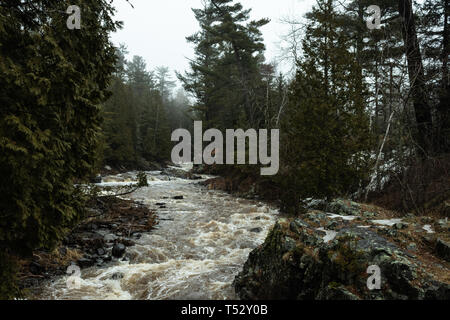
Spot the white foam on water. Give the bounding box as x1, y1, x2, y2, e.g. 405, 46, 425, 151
32, 170, 279, 300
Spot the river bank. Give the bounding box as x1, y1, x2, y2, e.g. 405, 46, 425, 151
18, 194, 158, 293
234, 199, 450, 300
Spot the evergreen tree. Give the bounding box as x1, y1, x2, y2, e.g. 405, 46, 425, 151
280, 0, 373, 214
0, 0, 120, 298
179, 0, 270, 129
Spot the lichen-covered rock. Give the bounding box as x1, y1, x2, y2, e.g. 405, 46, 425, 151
326, 199, 361, 216
315, 283, 360, 300
234, 209, 450, 300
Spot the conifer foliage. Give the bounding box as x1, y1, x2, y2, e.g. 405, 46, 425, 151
0, 0, 120, 298
280, 0, 373, 213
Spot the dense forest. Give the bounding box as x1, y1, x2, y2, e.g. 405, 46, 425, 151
0, 0, 448, 300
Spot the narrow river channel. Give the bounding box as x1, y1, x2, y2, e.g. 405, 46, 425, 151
32, 169, 279, 300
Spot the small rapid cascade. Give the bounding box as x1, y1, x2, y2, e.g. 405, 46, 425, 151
32, 169, 279, 300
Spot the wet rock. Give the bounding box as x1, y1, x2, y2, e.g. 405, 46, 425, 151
78, 232, 105, 249
97, 248, 105, 256
407, 243, 417, 252
250, 227, 263, 233
326, 220, 338, 230
104, 234, 118, 242
435, 238, 450, 262
29, 262, 43, 275
315, 283, 360, 300
112, 243, 126, 258
163, 167, 190, 179
289, 221, 300, 234
88, 223, 98, 231
120, 239, 135, 247
394, 222, 408, 230
133, 233, 142, 239
111, 272, 124, 280
77, 257, 95, 268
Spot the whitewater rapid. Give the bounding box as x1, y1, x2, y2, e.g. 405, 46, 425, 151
31, 169, 278, 300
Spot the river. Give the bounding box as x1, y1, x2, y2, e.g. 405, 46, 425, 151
31, 169, 279, 300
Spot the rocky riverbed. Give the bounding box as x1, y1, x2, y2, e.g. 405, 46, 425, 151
19, 193, 158, 291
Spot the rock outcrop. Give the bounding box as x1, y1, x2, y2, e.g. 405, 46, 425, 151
234, 199, 450, 300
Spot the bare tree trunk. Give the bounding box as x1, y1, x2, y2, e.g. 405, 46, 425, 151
365, 111, 396, 202
398, 0, 433, 156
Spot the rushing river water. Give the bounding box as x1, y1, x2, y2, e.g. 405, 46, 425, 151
32, 169, 279, 300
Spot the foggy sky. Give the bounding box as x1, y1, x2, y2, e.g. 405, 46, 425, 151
110, 0, 316, 85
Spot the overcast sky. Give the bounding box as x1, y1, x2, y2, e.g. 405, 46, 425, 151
110, 0, 316, 85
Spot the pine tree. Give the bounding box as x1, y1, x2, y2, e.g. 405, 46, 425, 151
178, 0, 269, 129
280, 0, 373, 214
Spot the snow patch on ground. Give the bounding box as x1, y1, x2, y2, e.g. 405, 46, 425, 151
326, 213, 357, 221
371, 218, 403, 226
423, 225, 435, 234
316, 227, 337, 243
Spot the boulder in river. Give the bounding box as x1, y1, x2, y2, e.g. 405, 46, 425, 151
112, 243, 126, 258
163, 167, 190, 179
